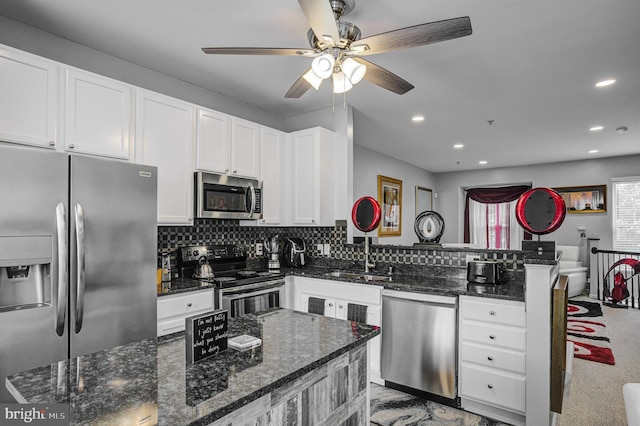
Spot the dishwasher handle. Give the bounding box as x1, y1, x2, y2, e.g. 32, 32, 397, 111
382, 289, 457, 306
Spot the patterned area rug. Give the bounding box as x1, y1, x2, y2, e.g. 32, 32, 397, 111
567, 300, 615, 365
370, 384, 510, 426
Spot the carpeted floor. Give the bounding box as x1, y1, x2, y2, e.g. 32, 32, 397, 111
558, 295, 640, 426
370, 384, 511, 426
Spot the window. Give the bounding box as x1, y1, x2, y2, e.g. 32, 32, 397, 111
612, 177, 640, 252
464, 185, 531, 249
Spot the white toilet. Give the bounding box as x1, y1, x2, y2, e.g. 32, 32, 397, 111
557, 245, 588, 297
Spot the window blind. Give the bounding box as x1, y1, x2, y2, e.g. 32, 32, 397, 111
612, 177, 640, 252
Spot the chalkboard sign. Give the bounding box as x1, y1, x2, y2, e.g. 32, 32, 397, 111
185, 310, 228, 364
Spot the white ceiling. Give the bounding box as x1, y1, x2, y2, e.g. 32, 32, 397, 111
1, 0, 638, 173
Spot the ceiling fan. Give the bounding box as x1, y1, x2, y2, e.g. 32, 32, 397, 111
202, 0, 472, 98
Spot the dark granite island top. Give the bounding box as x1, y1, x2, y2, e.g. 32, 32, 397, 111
6, 309, 380, 425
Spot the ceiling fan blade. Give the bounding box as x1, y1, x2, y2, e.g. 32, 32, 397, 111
202, 47, 315, 56
351, 16, 472, 56
297, 0, 340, 45
353, 58, 414, 95
285, 70, 314, 98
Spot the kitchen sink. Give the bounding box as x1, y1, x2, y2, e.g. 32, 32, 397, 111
324, 271, 392, 282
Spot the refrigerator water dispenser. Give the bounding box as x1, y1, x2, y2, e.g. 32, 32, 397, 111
0, 235, 52, 312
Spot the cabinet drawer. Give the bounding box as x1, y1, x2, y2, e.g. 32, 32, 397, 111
460, 321, 526, 351
460, 297, 525, 327
157, 290, 214, 320
460, 364, 525, 413
460, 342, 525, 374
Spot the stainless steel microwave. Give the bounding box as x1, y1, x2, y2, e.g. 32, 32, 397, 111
195, 172, 262, 220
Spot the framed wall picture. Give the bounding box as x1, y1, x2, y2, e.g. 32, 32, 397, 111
378, 175, 402, 236
553, 185, 607, 213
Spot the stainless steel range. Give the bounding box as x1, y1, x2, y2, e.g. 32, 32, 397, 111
177, 244, 285, 317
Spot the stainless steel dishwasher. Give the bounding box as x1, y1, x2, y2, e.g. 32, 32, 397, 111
381, 289, 458, 400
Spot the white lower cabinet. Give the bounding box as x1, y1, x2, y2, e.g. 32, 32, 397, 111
157, 289, 214, 337
292, 277, 383, 383
459, 295, 526, 426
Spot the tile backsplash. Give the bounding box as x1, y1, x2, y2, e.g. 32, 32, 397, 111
157, 219, 525, 272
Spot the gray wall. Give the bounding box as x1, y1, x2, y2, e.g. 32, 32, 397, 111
434, 154, 640, 250
353, 144, 436, 245
0, 15, 285, 130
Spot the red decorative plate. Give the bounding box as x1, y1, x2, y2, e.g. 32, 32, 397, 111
515, 188, 566, 234
351, 196, 381, 233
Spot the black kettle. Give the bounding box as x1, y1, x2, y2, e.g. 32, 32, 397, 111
284, 237, 306, 267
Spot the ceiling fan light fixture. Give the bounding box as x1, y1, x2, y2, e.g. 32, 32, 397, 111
341, 57, 366, 84
303, 69, 323, 90
332, 71, 353, 93
311, 53, 335, 79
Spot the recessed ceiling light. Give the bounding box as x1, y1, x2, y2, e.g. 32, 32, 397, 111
412, 115, 425, 122
454, 144, 464, 149
595, 79, 616, 87
590, 126, 604, 131
588, 150, 599, 154
479, 160, 488, 165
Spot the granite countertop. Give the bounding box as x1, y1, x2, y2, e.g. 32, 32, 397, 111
159, 265, 525, 302
6, 309, 379, 426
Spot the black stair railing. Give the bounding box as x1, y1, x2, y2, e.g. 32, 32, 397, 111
590, 247, 640, 308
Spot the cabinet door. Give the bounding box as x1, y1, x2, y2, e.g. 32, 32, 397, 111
135, 89, 194, 225
291, 130, 318, 225
258, 127, 287, 225
0, 46, 57, 148
64, 68, 132, 159
195, 107, 231, 173
230, 117, 260, 179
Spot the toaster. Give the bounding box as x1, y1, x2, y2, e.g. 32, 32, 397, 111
467, 260, 503, 284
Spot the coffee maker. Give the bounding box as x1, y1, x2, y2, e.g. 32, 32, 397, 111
264, 234, 281, 271
284, 237, 306, 268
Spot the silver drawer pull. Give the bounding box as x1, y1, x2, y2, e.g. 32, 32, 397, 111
338, 304, 343, 308
489, 334, 496, 340
328, 303, 334, 307
489, 310, 496, 315
487, 384, 493, 389
187, 303, 193, 307
487, 356, 494, 361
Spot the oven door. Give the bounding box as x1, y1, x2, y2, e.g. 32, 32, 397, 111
219, 280, 285, 317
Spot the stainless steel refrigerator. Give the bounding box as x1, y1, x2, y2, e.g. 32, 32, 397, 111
0, 144, 157, 403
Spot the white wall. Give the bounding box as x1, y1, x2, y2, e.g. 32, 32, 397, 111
353, 144, 436, 245
0, 15, 285, 130
434, 154, 640, 250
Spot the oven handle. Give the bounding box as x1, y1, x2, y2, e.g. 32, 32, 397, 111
221, 281, 284, 298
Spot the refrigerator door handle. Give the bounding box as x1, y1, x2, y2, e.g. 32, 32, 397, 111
55, 203, 68, 337
74, 204, 86, 334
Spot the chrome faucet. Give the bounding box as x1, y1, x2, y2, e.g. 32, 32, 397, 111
364, 236, 376, 273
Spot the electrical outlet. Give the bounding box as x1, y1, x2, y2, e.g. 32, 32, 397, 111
316, 243, 324, 255
323, 244, 331, 256
255, 242, 263, 256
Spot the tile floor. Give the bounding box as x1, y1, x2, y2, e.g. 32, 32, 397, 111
370, 383, 512, 426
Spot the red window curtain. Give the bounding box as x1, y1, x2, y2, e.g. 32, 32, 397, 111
464, 185, 532, 244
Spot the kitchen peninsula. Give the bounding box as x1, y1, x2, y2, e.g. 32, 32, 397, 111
6, 309, 379, 425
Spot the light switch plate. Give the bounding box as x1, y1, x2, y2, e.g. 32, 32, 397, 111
323, 244, 331, 255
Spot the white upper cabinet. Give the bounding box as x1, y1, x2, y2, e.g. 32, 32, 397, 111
135, 89, 195, 225
64, 67, 133, 159
258, 127, 288, 225
290, 127, 336, 226
196, 109, 260, 179
230, 118, 261, 179
195, 107, 231, 173
0, 46, 57, 149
